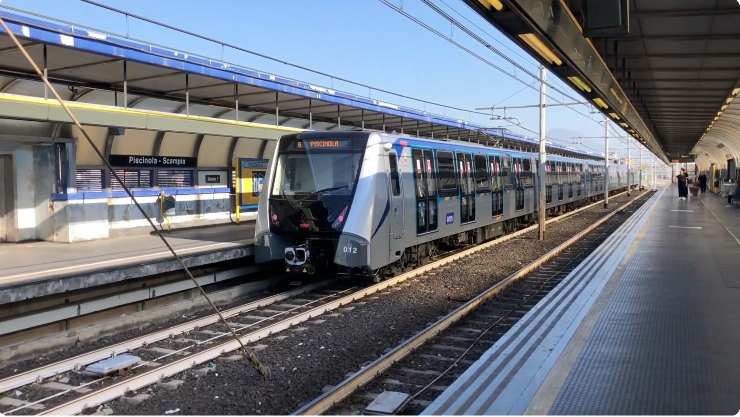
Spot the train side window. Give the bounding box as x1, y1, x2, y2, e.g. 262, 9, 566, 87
413, 148, 437, 234
474, 154, 489, 192
424, 152, 437, 197
457, 153, 476, 222
424, 151, 438, 231
412, 149, 427, 199
388, 153, 401, 196
436, 151, 457, 196
490, 156, 500, 187
502, 156, 512, 187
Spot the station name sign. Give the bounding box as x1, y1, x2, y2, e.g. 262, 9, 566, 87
109, 154, 196, 168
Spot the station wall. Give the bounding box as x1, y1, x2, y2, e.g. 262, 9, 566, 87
0, 120, 278, 242
0, 140, 57, 242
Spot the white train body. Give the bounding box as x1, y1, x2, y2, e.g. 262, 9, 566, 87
255, 131, 633, 275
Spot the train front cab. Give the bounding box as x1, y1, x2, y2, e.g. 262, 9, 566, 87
255, 132, 381, 274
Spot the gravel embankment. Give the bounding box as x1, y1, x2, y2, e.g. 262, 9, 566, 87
106, 192, 644, 415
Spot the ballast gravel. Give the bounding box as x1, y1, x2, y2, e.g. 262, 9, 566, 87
102, 194, 638, 415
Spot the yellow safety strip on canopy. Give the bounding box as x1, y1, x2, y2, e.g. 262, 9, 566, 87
0, 92, 304, 133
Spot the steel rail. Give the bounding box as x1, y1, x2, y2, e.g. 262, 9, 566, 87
0, 281, 329, 395
0, 188, 628, 401
1, 189, 630, 415
37, 190, 636, 415
6, 286, 355, 416
0, 265, 261, 336
292, 190, 648, 415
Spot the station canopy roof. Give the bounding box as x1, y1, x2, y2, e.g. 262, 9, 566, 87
465, 0, 740, 165
0, 6, 601, 160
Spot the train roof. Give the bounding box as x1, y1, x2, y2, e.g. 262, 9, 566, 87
377, 133, 602, 163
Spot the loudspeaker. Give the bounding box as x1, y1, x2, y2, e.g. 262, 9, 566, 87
583, 0, 629, 37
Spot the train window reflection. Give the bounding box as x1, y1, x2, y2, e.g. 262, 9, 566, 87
272, 152, 362, 196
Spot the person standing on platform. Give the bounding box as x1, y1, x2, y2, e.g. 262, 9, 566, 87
728, 176, 740, 206
698, 173, 707, 194
677, 168, 688, 199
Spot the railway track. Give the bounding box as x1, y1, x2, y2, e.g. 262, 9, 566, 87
294, 190, 652, 415
0, 191, 636, 415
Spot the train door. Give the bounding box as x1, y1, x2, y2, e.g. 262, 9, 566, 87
490, 155, 503, 216
0, 155, 13, 242
545, 161, 553, 204
567, 163, 574, 199
412, 149, 438, 234
473, 154, 490, 207
514, 157, 525, 211
523, 157, 533, 209
557, 162, 564, 201
457, 153, 475, 223
502, 155, 512, 214
387, 152, 403, 257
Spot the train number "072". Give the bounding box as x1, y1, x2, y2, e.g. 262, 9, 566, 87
342, 245, 358, 254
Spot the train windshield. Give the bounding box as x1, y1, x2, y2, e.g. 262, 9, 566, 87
269, 135, 367, 233
271, 137, 365, 196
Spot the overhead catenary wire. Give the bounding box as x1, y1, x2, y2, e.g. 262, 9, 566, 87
379, 0, 643, 150
374, 0, 585, 145
72, 0, 499, 120
417, 0, 614, 127
436, 0, 538, 67
0, 16, 270, 378
83, 0, 633, 153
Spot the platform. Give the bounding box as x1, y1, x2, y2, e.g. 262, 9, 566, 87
0, 222, 255, 304
424, 189, 740, 415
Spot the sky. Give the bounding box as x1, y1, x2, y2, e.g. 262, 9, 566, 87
1, 0, 653, 160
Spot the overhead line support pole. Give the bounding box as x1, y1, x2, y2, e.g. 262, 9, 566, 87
537, 66, 547, 241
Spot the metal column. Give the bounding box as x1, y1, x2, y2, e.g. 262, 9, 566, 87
234, 83, 239, 120
603, 114, 609, 208
123, 60, 128, 108
537, 66, 547, 241
43, 44, 48, 100
185, 73, 190, 116
638, 145, 643, 189
626, 137, 631, 196
275, 91, 279, 126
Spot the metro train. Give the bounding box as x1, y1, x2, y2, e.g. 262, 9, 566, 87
255, 131, 635, 278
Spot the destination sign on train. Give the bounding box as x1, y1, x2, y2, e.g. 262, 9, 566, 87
296, 139, 348, 149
